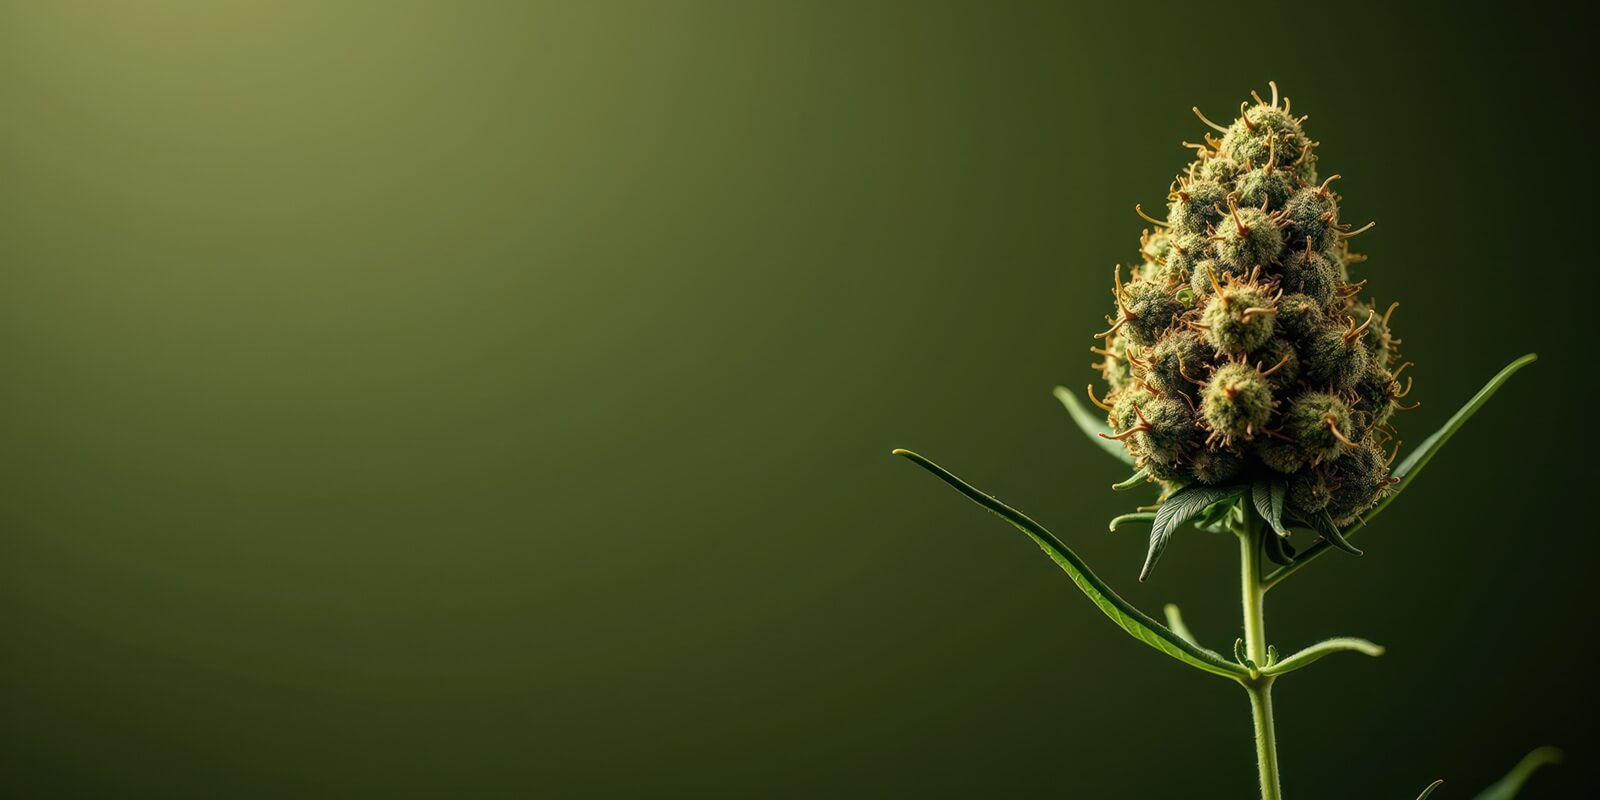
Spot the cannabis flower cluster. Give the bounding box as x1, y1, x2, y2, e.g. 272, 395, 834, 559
1090, 83, 1411, 527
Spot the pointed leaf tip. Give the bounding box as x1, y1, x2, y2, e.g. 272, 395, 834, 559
1112, 468, 1150, 491
1472, 746, 1561, 800
1142, 485, 1246, 581
1261, 636, 1384, 676
1263, 354, 1537, 587
1307, 510, 1363, 557
1415, 779, 1444, 800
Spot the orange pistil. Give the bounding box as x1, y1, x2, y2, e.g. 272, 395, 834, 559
1324, 416, 1358, 448
1086, 384, 1114, 412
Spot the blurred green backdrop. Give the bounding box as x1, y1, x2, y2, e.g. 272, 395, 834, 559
0, 1, 1589, 797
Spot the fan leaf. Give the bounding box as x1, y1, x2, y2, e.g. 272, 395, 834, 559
1142, 485, 1246, 581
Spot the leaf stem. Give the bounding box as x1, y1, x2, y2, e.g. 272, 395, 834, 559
1238, 512, 1283, 800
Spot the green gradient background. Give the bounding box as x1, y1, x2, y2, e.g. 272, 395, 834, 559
0, 1, 1589, 797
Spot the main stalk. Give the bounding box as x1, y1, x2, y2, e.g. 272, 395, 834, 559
1239, 512, 1282, 800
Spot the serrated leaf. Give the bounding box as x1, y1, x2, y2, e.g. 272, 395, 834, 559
1192, 496, 1240, 533
1108, 512, 1156, 532
1472, 746, 1562, 800
1252, 478, 1291, 538
1415, 779, 1444, 800
1143, 485, 1245, 581
1264, 355, 1536, 587
892, 449, 1246, 680
1302, 510, 1363, 557
1260, 636, 1384, 676
1053, 385, 1135, 465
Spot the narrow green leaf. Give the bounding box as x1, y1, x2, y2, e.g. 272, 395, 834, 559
1053, 385, 1135, 466
1108, 512, 1156, 532
1162, 603, 1202, 649
1396, 353, 1539, 482
1260, 636, 1384, 676
1304, 510, 1364, 557
1112, 468, 1150, 491
892, 449, 1246, 679
1262, 528, 1296, 567
1472, 746, 1562, 800
1233, 637, 1248, 665
1264, 355, 1536, 588
1143, 485, 1245, 581
1415, 779, 1444, 800
1251, 478, 1291, 538
1265, 644, 1279, 667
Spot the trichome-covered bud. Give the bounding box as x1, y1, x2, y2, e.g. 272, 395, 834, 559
1168, 179, 1227, 236
1282, 184, 1339, 252
1199, 275, 1278, 354
1214, 199, 1285, 271
1200, 361, 1275, 445
1119, 276, 1183, 346
1283, 391, 1356, 464
1323, 440, 1391, 524
1143, 330, 1213, 395
1300, 314, 1372, 389
1191, 447, 1244, 485
1278, 242, 1339, 306
1088, 83, 1411, 520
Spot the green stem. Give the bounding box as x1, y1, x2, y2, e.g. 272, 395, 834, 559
1246, 680, 1281, 800
1239, 513, 1282, 800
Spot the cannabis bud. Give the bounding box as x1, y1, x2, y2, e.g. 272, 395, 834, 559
892, 81, 1541, 800
1090, 83, 1411, 532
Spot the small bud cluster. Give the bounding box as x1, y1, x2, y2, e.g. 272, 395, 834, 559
1091, 84, 1412, 525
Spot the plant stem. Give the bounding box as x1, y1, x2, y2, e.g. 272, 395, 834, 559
1239, 513, 1282, 800
1245, 679, 1281, 800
